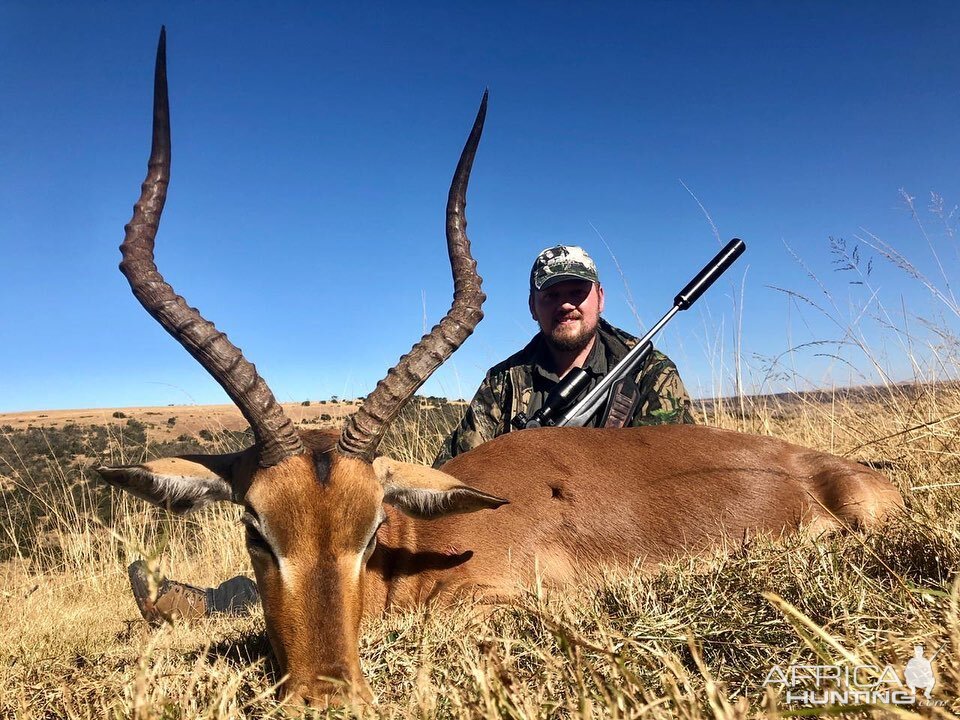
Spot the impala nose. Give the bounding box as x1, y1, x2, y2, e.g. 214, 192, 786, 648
283, 677, 375, 710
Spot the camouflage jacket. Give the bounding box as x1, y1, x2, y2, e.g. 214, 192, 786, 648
433, 318, 695, 467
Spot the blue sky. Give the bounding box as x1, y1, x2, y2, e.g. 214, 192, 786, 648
2, 2, 959, 412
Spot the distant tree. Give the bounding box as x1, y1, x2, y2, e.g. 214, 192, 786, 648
124, 418, 147, 444
112, 411, 127, 419
301, 400, 311, 406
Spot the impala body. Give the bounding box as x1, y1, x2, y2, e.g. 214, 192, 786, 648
97, 30, 904, 706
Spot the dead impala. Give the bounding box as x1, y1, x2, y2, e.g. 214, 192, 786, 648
97, 29, 904, 706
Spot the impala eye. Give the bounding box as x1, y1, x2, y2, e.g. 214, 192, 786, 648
363, 517, 386, 560
242, 512, 274, 558
245, 524, 272, 555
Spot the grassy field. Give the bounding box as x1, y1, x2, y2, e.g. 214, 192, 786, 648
4, 208, 960, 717
1, 382, 959, 719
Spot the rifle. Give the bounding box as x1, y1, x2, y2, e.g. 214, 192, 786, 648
511, 238, 746, 429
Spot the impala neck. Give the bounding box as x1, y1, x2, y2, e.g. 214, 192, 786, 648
360, 506, 417, 615
363, 506, 470, 619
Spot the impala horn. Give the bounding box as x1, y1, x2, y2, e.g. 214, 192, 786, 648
119, 28, 303, 468
338, 92, 488, 460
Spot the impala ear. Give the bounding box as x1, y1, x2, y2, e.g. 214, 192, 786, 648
372, 456, 509, 520
95, 452, 247, 514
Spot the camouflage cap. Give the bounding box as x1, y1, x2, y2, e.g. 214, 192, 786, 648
529, 245, 600, 291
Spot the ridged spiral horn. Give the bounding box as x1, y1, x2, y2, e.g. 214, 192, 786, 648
337, 92, 488, 460
119, 28, 303, 467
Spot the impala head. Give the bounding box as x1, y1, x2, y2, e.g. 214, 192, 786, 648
97, 29, 505, 706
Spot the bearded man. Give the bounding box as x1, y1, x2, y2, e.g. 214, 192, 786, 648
433, 244, 695, 466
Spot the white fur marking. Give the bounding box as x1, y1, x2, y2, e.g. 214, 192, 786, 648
119, 468, 231, 512
277, 555, 294, 587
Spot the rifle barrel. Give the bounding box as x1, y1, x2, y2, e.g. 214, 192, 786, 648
675, 238, 745, 309
555, 238, 746, 427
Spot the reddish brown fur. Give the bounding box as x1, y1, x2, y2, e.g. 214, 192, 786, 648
235, 425, 903, 704
242, 435, 383, 702
103, 425, 903, 705
362, 425, 903, 613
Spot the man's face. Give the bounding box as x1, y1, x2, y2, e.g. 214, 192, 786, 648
529, 279, 605, 352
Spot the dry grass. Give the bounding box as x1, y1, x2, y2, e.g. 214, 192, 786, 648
4, 215, 960, 718
2, 387, 959, 719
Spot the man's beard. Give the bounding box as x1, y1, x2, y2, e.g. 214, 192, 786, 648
545, 316, 597, 353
